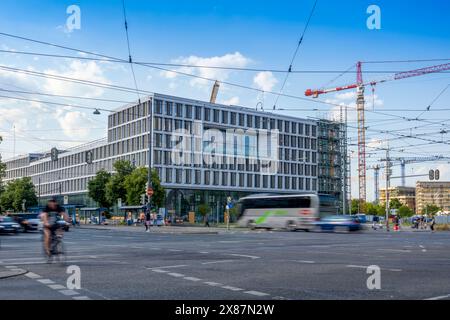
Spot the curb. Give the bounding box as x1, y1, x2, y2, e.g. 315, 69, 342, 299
78, 226, 220, 235
0, 268, 28, 280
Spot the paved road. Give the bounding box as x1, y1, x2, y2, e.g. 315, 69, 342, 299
1, 228, 450, 300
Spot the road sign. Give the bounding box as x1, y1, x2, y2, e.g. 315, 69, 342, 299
64, 196, 69, 205
118, 198, 122, 208
147, 188, 154, 197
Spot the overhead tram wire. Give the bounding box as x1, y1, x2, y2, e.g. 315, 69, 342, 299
5, 49, 450, 74
2, 62, 450, 133
121, 0, 141, 103
1, 32, 450, 129
273, 0, 319, 110
416, 84, 450, 119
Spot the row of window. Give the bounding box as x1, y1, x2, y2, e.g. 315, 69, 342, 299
156, 167, 317, 191
153, 99, 317, 135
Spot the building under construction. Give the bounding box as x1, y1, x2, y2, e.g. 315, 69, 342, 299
317, 119, 348, 214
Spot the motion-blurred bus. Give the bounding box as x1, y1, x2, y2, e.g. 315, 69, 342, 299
236, 194, 339, 231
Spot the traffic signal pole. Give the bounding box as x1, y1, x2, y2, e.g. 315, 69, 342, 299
147, 100, 154, 212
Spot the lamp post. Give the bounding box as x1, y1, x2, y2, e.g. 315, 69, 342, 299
147, 100, 154, 213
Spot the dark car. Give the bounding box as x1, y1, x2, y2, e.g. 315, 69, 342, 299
0, 216, 22, 234
13, 213, 41, 232
318, 215, 362, 233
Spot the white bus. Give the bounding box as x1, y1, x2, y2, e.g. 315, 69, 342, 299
236, 194, 321, 231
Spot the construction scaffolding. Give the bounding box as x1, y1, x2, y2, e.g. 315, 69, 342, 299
317, 119, 346, 213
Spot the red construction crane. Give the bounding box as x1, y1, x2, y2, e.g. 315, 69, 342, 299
305, 62, 450, 210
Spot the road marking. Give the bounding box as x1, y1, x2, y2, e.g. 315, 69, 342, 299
222, 286, 243, 292
202, 260, 234, 265
38, 279, 55, 285
347, 265, 402, 272
168, 249, 183, 252
167, 273, 185, 278
25, 272, 41, 279
73, 296, 91, 300
244, 290, 270, 297
147, 265, 188, 270
227, 254, 260, 260
48, 284, 66, 290
425, 294, 450, 301
4, 265, 18, 269
292, 260, 315, 264
184, 277, 202, 282
204, 282, 223, 287
151, 269, 169, 273
60, 289, 79, 296
199, 252, 209, 254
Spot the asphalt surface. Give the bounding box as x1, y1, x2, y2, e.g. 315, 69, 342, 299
1, 227, 450, 300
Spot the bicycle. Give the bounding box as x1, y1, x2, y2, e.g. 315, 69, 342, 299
43, 224, 66, 264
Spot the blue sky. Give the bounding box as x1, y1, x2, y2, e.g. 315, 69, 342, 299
0, 0, 449, 201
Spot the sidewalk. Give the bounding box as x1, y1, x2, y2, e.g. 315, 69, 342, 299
78, 224, 239, 235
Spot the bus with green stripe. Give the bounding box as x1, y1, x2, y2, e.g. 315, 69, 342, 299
236, 194, 338, 231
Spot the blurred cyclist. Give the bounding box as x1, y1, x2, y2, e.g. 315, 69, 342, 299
41, 199, 69, 257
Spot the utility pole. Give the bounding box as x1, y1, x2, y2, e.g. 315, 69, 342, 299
385, 145, 391, 232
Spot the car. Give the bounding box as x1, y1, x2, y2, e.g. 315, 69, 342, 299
0, 216, 22, 234
13, 213, 41, 232
317, 215, 362, 233
355, 214, 367, 224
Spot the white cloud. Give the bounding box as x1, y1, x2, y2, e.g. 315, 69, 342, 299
55, 109, 95, 141
221, 96, 240, 105
253, 71, 278, 92
161, 52, 251, 88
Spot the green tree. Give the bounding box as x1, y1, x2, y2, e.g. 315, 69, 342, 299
124, 167, 165, 208
397, 205, 414, 218
366, 203, 378, 215
105, 160, 134, 206
0, 177, 37, 212
88, 169, 112, 208
424, 204, 441, 215
390, 198, 403, 210
198, 203, 211, 219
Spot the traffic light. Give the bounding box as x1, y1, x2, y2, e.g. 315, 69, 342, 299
435, 170, 440, 181
429, 170, 441, 181
429, 170, 435, 181
51, 148, 59, 162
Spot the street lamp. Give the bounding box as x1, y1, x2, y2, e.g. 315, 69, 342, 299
93, 109, 101, 115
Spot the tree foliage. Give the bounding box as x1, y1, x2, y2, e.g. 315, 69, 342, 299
198, 203, 211, 217
390, 198, 403, 210
424, 204, 441, 215
0, 177, 37, 212
105, 160, 134, 205
88, 169, 112, 208
397, 205, 414, 217
124, 167, 165, 207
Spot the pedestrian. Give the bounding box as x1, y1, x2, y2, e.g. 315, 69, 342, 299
145, 210, 151, 232
204, 214, 210, 228
430, 216, 436, 233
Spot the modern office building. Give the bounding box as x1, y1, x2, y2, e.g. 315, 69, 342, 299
3, 93, 343, 217
379, 186, 416, 212
416, 181, 450, 214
